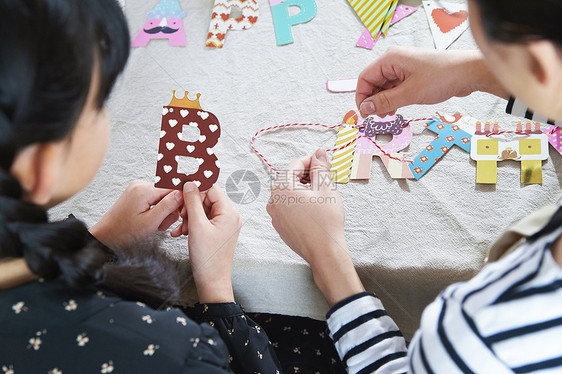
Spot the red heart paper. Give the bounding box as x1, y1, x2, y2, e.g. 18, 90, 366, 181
431, 8, 468, 34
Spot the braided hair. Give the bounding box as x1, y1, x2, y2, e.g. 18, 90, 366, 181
0, 0, 182, 308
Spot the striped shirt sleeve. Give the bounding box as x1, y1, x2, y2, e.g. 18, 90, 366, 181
326, 292, 408, 374
326, 208, 562, 374
506, 97, 561, 126
408, 225, 562, 373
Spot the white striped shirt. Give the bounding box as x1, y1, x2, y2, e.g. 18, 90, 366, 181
506, 97, 561, 126
327, 208, 562, 373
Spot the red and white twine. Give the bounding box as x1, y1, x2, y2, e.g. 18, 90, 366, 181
250, 117, 434, 174
485, 130, 531, 137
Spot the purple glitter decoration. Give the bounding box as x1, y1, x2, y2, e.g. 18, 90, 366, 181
363, 114, 406, 138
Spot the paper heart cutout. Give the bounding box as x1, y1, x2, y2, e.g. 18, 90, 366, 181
194, 180, 201, 188
187, 145, 195, 153
199, 135, 207, 143
431, 8, 468, 34
160, 130, 166, 138
166, 142, 175, 150
172, 178, 181, 186
162, 108, 169, 116
209, 124, 218, 133
215, 160, 221, 168
177, 133, 183, 140
207, 148, 214, 155
169, 119, 178, 127
154, 176, 161, 183
204, 170, 213, 178
197, 111, 209, 120
180, 109, 189, 118
157, 153, 163, 161
189, 122, 199, 127
163, 165, 172, 173
196, 158, 204, 165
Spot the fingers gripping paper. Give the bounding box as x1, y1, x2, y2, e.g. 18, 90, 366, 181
155, 91, 221, 191
206, 0, 259, 48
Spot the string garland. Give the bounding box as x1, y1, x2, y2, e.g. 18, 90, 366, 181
485, 130, 530, 137
250, 117, 434, 175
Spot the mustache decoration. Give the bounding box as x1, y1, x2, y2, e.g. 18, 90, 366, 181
143, 26, 179, 34
131, 11, 185, 47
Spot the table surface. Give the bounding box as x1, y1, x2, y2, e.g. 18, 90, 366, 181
51, 0, 562, 340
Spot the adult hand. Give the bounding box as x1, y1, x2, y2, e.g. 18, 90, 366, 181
180, 182, 241, 304
266, 149, 364, 307
356, 46, 510, 118
90, 180, 183, 250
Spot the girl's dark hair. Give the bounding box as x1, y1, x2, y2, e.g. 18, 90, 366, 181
474, 0, 562, 46
0, 0, 181, 309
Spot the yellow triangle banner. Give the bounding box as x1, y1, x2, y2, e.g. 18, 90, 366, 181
381, 0, 399, 35
348, 0, 397, 38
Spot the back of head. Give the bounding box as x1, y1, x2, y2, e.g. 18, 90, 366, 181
0, 0, 129, 287
474, 0, 562, 46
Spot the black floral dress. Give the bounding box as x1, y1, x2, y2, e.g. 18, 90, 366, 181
0, 277, 281, 374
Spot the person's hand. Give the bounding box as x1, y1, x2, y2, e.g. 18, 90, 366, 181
180, 182, 241, 304
0, 258, 37, 290
266, 149, 364, 307
90, 180, 183, 250
356, 46, 510, 118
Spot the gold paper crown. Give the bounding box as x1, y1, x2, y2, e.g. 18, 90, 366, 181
168, 90, 202, 109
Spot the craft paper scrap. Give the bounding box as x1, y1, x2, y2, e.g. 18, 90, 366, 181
471, 121, 548, 184
543, 125, 562, 155
408, 112, 472, 180
206, 0, 259, 48
155, 91, 221, 191
331, 127, 359, 183
270, 0, 317, 46
521, 160, 543, 184
423, 0, 469, 50
380, 0, 399, 35
348, 0, 393, 39
331, 111, 359, 183
327, 79, 358, 93
350, 114, 414, 180
356, 5, 417, 49
356, 29, 376, 50
148, 0, 186, 18
131, 0, 187, 47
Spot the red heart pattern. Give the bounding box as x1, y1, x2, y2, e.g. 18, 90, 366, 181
155, 106, 221, 191
206, 0, 259, 48
431, 8, 468, 34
